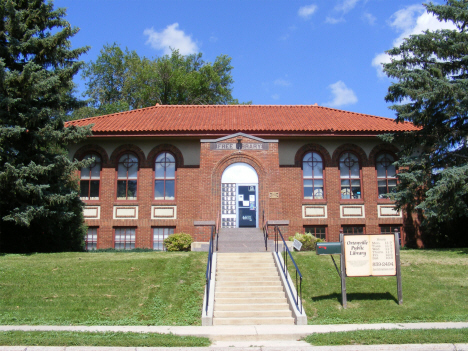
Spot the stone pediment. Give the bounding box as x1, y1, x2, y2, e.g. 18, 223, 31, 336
201, 133, 277, 151
200, 132, 278, 143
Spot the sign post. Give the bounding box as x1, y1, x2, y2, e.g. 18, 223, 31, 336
341, 230, 402, 309
395, 229, 403, 305
339, 232, 347, 308
316, 230, 402, 309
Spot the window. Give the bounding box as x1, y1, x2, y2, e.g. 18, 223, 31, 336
114, 228, 135, 250
380, 225, 400, 234
154, 152, 175, 200
381, 225, 402, 246
153, 227, 175, 251
117, 153, 138, 200
85, 227, 98, 251
376, 153, 397, 198
339, 152, 361, 199
305, 226, 326, 240
342, 226, 364, 234
303, 152, 324, 199
80, 154, 101, 200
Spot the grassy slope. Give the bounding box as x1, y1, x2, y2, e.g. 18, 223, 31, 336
0, 252, 206, 325
1, 249, 467, 326
290, 248, 468, 324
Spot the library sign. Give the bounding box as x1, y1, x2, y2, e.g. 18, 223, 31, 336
316, 232, 402, 309
344, 235, 396, 277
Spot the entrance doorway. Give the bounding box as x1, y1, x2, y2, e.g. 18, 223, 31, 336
221, 163, 258, 228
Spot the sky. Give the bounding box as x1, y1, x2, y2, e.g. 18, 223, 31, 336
55, 0, 456, 119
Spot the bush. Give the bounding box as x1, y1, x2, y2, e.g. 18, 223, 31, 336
288, 232, 324, 251
163, 232, 193, 251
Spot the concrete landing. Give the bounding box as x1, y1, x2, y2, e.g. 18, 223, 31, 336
217, 228, 273, 252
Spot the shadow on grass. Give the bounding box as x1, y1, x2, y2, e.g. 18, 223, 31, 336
312, 291, 398, 304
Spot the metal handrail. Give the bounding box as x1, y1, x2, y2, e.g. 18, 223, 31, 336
194, 219, 219, 316
262, 210, 268, 251
273, 224, 303, 314
204, 224, 216, 315
215, 211, 220, 251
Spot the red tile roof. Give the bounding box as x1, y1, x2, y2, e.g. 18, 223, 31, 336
65, 105, 418, 136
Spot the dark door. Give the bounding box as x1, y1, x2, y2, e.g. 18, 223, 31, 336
238, 185, 256, 227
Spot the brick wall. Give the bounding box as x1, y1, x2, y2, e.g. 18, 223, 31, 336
80, 136, 408, 249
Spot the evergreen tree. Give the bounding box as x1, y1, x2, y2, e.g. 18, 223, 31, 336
383, 0, 468, 245
0, 0, 91, 252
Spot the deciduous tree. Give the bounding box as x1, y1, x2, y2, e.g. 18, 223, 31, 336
73, 43, 243, 118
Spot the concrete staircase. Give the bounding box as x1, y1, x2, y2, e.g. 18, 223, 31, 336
213, 252, 294, 325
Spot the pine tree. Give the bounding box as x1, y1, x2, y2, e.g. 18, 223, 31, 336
383, 0, 468, 246
0, 0, 91, 252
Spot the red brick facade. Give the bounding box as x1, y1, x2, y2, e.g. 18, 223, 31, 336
76, 133, 406, 249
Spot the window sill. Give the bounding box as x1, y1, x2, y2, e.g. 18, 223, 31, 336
81, 200, 101, 204
340, 199, 364, 204
377, 199, 396, 204
152, 200, 177, 205
114, 201, 139, 206
302, 200, 327, 205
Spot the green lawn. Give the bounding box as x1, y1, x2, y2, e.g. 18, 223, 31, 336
304, 328, 468, 346
290, 248, 468, 324
0, 251, 206, 326
0, 331, 210, 347
1, 249, 467, 327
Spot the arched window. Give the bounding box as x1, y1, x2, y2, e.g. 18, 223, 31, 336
155, 152, 175, 200
80, 154, 101, 200
117, 153, 138, 200
302, 152, 324, 199
376, 153, 397, 198
339, 152, 361, 199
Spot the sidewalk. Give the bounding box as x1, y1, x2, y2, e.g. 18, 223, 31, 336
2, 322, 468, 341
0, 343, 467, 350
1, 322, 467, 350
0, 322, 468, 351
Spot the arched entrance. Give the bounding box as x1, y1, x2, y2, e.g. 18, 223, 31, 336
221, 163, 259, 228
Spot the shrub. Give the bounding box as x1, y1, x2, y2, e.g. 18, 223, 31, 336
163, 232, 193, 251
288, 233, 324, 251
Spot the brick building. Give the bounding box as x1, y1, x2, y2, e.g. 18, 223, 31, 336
66, 104, 419, 250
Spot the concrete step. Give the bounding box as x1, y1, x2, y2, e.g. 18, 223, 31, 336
215, 297, 287, 304
216, 285, 283, 292
217, 253, 271, 258
216, 280, 282, 287
214, 310, 293, 318
214, 303, 290, 311
216, 270, 276, 275
216, 275, 279, 281
217, 257, 273, 262
213, 317, 295, 325
215, 291, 285, 298
217, 266, 275, 271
